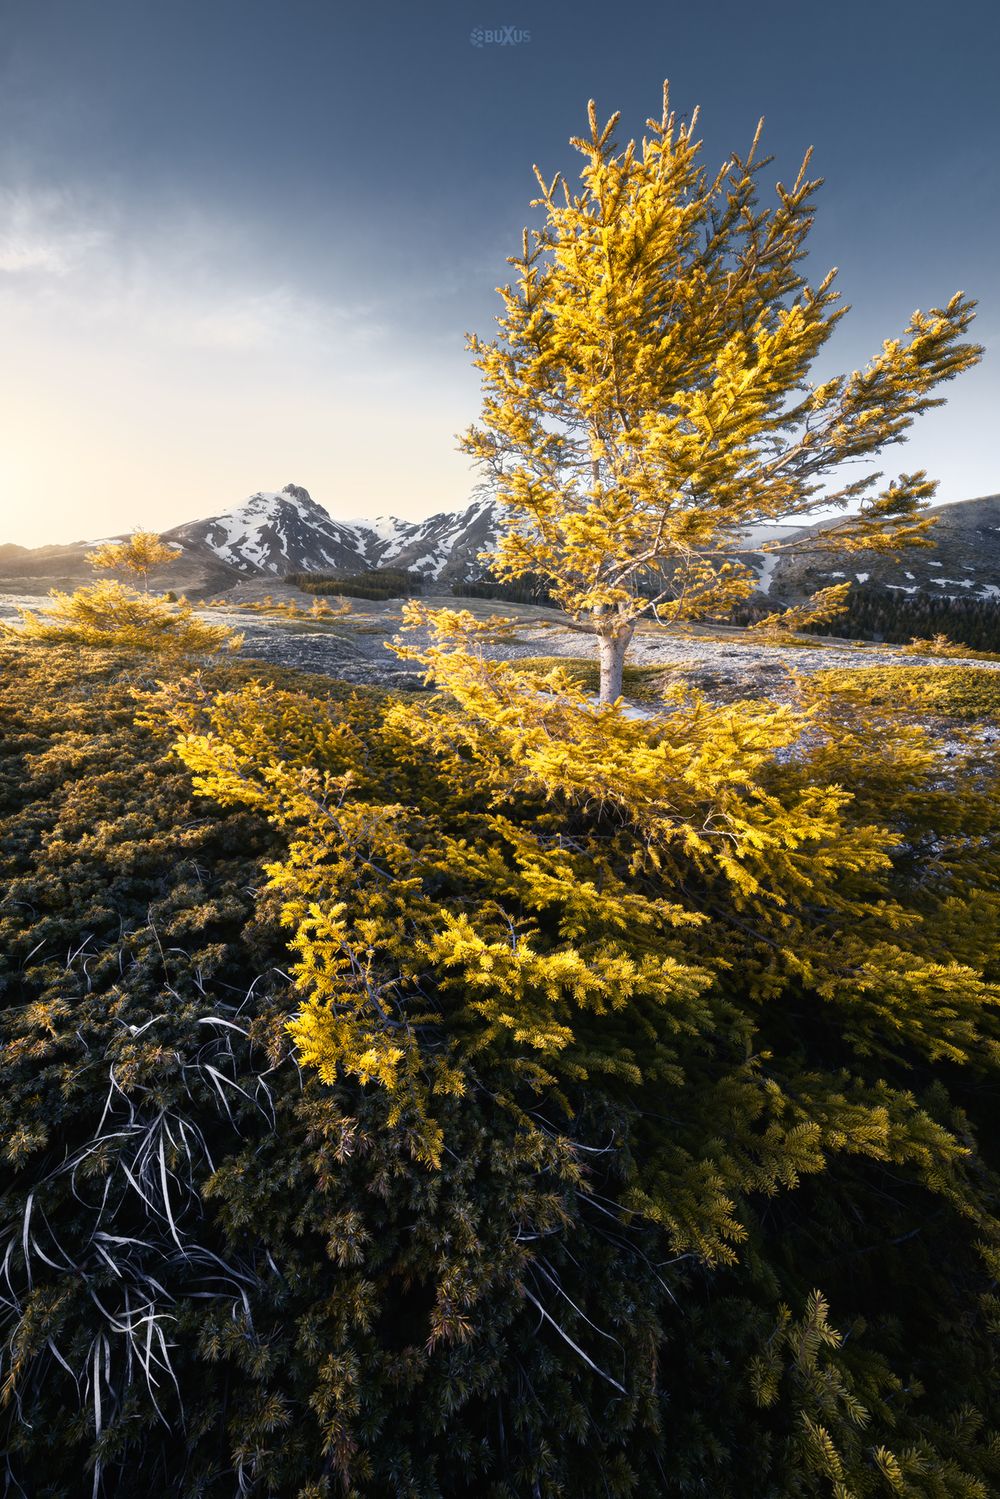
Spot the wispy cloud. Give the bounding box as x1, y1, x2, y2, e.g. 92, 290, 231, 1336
0, 186, 108, 275
0, 179, 476, 547
0, 183, 382, 356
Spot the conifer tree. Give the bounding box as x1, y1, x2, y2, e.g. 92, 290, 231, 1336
2, 579, 242, 654
86, 528, 181, 591
462, 83, 983, 701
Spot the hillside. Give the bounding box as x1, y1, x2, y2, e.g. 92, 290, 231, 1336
4, 633, 1000, 1496
3, 486, 999, 605
765, 492, 1000, 603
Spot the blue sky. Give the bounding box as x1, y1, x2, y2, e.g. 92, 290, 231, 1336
0, 0, 996, 546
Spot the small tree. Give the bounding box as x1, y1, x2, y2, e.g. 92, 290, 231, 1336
3, 580, 242, 655
462, 83, 983, 702
86, 529, 182, 591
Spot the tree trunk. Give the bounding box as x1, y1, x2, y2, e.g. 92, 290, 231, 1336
597, 625, 634, 706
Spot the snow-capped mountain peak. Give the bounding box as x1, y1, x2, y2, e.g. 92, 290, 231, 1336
163, 485, 501, 580
165, 485, 370, 576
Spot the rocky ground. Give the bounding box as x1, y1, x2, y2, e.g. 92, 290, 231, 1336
4, 588, 998, 702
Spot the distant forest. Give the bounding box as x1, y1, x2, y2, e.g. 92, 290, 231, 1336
288, 568, 1000, 651
802, 583, 1000, 651
287, 568, 555, 605
287, 567, 428, 600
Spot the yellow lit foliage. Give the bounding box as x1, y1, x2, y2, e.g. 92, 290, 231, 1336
899, 632, 991, 658
4, 640, 1000, 1492
811, 662, 1000, 721
461, 82, 983, 699
310, 595, 352, 618
4, 579, 243, 655
747, 582, 852, 639
150, 617, 1000, 1286
85, 528, 182, 589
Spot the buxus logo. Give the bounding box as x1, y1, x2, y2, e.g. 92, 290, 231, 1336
470, 25, 531, 46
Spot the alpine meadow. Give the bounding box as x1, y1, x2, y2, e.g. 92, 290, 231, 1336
2, 77, 999, 1499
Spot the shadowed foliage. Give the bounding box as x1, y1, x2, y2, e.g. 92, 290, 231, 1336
3, 638, 1000, 1496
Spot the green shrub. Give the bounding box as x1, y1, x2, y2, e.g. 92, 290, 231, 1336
3, 639, 1000, 1496
814, 663, 1000, 720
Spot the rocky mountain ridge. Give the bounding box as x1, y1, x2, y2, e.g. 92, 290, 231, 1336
162, 485, 500, 583
2, 484, 999, 603
762, 493, 1000, 604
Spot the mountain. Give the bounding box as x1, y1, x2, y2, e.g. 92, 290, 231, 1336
164, 485, 371, 576
0, 486, 503, 594
2, 484, 999, 602
163, 485, 501, 582
758, 493, 1000, 603
345, 495, 498, 580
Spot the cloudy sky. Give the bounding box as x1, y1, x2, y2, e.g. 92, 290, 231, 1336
0, 0, 996, 547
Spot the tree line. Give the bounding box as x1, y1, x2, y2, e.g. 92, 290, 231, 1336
287, 567, 556, 606
803, 581, 1000, 651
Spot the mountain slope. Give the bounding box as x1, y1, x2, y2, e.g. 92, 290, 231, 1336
3, 486, 999, 602
164, 485, 370, 575
763, 493, 1000, 602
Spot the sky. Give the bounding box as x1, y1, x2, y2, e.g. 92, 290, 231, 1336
0, 0, 997, 547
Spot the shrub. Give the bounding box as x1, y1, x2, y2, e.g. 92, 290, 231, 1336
898, 632, 1000, 660
4, 631, 1000, 1496
1, 581, 242, 656
814, 663, 1000, 721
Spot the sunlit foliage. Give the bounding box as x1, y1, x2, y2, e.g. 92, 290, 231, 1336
86, 529, 183, 590
2, 579, 243, 655
747, 582, 852, 639
899, 634, 991, 659
812, 662, 1000, 721
1, 644, 673, 1496
139, 616, 1000, 1494
462, 82, 983, 699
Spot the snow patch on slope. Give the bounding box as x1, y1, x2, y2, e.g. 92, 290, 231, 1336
167, 485, 501, 580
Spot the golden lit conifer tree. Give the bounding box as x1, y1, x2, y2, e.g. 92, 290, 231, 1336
3, 581, 241, 654
462, 83, 983, 701
86, 528, 182, 591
